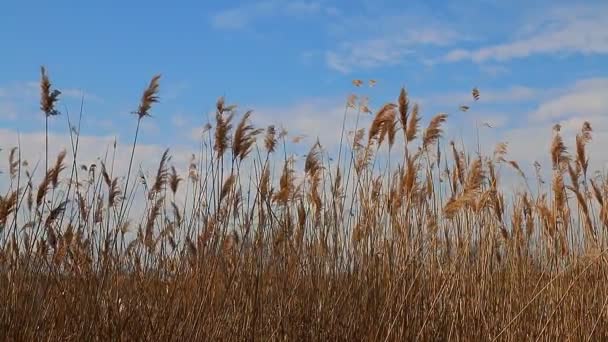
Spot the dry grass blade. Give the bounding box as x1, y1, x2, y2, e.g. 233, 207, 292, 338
591, 178, 604, 206
567, 185, 596, 243
171, 201, 182, 226
100, 162, 112, 188
507, 160, 526, 179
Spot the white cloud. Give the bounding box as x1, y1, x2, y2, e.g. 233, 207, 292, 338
249, 98, 351, 149
140, 120, 161, 136
479, 64, 510, 77
0, 129, 192, 178
492, 77, 608, 179
0, 81, 102, 103
0, 103, 18, 120
211, 0, 325, 30
326, 42, 409, 74
171, 113, 188, 128
326, 26, 460, 73
185, 97, 375, 157
502, 116, 608, 178
443, 4, 608, 63
0, 128, 196, 217
422, 85, 538, 107
531, 78, 608, 121
60, 88, 104, 103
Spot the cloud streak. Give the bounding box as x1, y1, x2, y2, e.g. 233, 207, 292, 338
326, 26, 461, 73
531, 78, 608, 121
442, 4, 608, 63
211, 0, 332, 30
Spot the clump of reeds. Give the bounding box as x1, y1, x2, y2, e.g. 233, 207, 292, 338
3, 72, 608, 341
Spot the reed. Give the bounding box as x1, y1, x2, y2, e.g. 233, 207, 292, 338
1, 70, 608, 341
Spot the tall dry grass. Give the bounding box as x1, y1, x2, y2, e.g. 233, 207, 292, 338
1, 70, 608, 341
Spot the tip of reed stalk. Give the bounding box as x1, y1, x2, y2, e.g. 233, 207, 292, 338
40, 66, 61, 116
136, 74, 161, 118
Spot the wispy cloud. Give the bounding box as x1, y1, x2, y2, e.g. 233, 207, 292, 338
442, 4, 608, 63
251, 98, 349, 149
422, 85, 538, 107
171, 113, 188, 128
0, 103, 18, 120
0, 81, 103, 103
531, 78, 608, 121
59, 88, 104, 103
211, 0, 333, 30
326, 26, 461, 73
0, 127, 196, 218
475, 76, 608, 175
479, 64, 510, 77
187, 95, 377, 154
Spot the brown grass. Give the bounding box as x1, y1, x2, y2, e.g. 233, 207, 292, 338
1, 71, 608, 341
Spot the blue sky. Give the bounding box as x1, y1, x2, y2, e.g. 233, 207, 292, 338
1, 0, 608, 176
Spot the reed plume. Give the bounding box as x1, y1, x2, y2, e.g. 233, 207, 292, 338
576, 121, 592, 178
398, 88, 409, 136
264, 125, 277, 153
406, 103, 420, 142
214, 99, 235, 158
551, 128, 569, 170
169, 166, 182, 195
135, 75, 161, 118
368, 103, 397, 147
40, 66, 61, 117
233, 110, 263, 161
149, 148, 171, 199
422, 113, 448, 150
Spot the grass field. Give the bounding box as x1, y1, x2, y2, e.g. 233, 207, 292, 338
1, 68, 608, 341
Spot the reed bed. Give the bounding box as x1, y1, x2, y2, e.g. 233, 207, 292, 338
1, 69, 607, 341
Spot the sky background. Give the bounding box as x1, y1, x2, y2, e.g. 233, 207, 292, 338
1, 0, 608, 183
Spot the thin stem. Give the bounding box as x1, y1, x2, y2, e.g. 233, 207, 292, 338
118, 117, 142, 224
